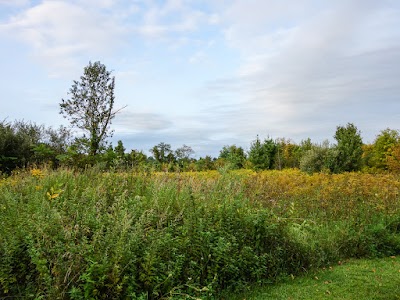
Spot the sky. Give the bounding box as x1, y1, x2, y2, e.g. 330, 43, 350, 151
1, 0, 400, 157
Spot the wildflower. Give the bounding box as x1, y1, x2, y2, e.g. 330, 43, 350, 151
31, 169, 44, 179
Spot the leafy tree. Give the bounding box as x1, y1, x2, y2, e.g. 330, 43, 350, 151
274, 138, 301, 169
32, 143, 55, 165
175, 145, 194, 161
248, 136, 277, 170
0, 120, 43, 173
44, 125, 72, 154
56, 139, 89, 168
175, 144, 194, 170
369, 128, 400, 170
386, 143, 400, 173
150, 142, 175, 164
195, 155, 215, 171
219, 145, 246, 169
114, 140, 126, 158
334, 123, 363, 172
34, 125, 72, 166
299, 140, 338, 174
128, 149, 147, 169
60, 61, 122, 158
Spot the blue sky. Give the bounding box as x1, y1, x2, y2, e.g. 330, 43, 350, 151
1, 0, 399, 157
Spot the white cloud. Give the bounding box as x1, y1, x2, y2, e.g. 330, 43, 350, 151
0, 0, 126, 77
133, 1, 213, 39
208, 0, 400, 142
2, 0, 400, 155
0, 0, 30, 6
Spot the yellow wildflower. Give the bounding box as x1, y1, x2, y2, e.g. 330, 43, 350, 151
31, 169, 44, 179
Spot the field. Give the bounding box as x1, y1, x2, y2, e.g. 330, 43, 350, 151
1, 168, 400, 299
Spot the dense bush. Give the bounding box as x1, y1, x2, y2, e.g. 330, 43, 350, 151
0, 169, 399, 299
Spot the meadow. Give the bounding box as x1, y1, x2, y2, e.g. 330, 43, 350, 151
1, 168, 399, 299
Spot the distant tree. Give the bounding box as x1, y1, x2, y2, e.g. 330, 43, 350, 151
114, 140, 126, 159
386, 144, 400, 173
175, 145, 194, 161
248, 136, 277, 170
334, 123, 363, 172
274, 138, 301, 169
195, 155, 215, 171
33, 125, 72, 166
369, 128, 400, 170
128, 149, 147, 169
175, 144, 194, 169
299, 140, 338, 174
150, 142, 175, 164
0, 120, 43, 173
60, 61, 123, 158
219, 145, 246, 169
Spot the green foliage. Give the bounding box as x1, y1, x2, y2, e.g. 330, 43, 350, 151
1, 170, 399, 299
150, 142, 175, 166
175, 144, 194, 170
274, 138, 302, 169
299, 141, 337, 174
248, 136, 277, 170
334, 123, 363, 172
369, 128, 400, 170
0, 121, 42, 173
195, 156, 216, 171
0, 120, 57, 173
60, 61, 118, 158
219, 145, 246, 170
127, 149, 148, 170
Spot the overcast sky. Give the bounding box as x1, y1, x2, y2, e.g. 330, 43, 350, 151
1, 0, 399, 157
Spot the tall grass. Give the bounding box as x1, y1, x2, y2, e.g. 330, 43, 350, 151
0, 169, 399, 299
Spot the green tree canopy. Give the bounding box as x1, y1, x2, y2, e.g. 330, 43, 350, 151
248, 136, 277, 170
370, 128, 400, 170
150, 142, 175, 164
219, 144, 246, 170
60, 61, 121, 157
334, 123, 363, 172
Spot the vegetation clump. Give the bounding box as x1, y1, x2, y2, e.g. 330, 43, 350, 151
1, 169, 399, 299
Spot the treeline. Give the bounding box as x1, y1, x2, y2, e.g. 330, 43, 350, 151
1, 119, 400, 174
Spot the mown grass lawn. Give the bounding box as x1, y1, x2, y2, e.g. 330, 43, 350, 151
228, 257, 400, 300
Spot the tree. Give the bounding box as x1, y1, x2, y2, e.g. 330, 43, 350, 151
175, 144, 194, 169
369, 128, 400, 170
150, 142, 175, 164
114, 140, 126, 159
386, 144, 400, 173
299, 140, 338, 174
274, 138, 301, 169
175, 145, 194, 161
248, 136, 277, 170
219, 145, 246, 169
334, 123, 363, 172
128, 149, 147, 169
60, 61, 121, 157
0, 120, 43, 173
195, 155, 215, 171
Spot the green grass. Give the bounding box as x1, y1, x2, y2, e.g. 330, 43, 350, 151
228, 257, 400, 300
